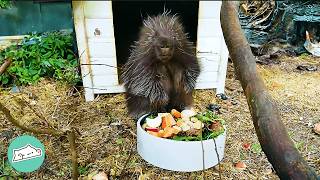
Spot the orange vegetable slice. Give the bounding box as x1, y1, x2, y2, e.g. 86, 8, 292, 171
161, 113, 176, 129
171, 109, 181, 118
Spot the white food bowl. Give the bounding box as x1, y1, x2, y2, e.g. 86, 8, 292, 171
137, 114, 227, 172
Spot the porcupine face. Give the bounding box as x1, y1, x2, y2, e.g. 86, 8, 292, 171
153, 34, 175, 63
140, 12, 187, 64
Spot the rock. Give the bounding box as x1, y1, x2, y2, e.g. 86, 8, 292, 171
242, 143, 251, 150
92, 171, 108, 180
314, 122, 320, 135
297, 64, 317, 71
234, 161, 247, 171
216, 93, 228, 100
207, 104, 221, 112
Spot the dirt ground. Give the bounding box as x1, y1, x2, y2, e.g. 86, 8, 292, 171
0, 54, 319, 179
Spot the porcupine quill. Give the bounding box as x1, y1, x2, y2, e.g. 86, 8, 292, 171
121, 10, 200, 119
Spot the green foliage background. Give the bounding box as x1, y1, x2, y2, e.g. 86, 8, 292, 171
0, 31, 81, 86
0, 0, 12, 9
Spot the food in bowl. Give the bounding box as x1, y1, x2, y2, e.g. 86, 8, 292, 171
142, 109, 225, 141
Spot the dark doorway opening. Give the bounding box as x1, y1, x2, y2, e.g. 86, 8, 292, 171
112, 1, 199, 69
292, 21, 320, 46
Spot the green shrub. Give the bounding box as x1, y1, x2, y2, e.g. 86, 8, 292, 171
0, 31, 81, 86
0, 0, 12, 9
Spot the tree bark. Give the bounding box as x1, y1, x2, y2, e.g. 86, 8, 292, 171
220, 1, 318, 179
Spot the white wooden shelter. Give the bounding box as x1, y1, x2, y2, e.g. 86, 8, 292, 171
72, 1, 228, 101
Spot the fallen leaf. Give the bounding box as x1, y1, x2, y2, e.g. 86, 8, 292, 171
242, 143, 251, 150
251, 143, 262, 154
234, 161, 247, 171
314, 123, 320, 135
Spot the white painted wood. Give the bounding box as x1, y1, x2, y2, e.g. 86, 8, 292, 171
72, 1, 95, 101
216, 38, 229, 94
93, 85, 126, 94
198, 1, 221, 18
92, 74, 119, 86
197, 71, 218, 82
85, 19, 114, 39
83, 1, 113, 19
90, 57, 117, 66
197, 19, 222, 37
195, 81, 219, 89
197, 37, 222, 55
91, 65, 118, 76
198, 56, 220, 72
72, 1, 229, 100
0, 35, 27, 40
88, 41, 116, 58
196, 1, 229, 94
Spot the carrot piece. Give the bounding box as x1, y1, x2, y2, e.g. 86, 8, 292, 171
171, 109, 181, 118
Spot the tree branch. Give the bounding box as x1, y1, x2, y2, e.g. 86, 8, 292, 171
220, 1, 318, 179
0, 58, 12, 75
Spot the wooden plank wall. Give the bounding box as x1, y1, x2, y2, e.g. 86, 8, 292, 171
73, 1, 229, 101
196, 1, 228, 94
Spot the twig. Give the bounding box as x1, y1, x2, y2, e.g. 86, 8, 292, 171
67, 129, 79, 180
0, 100, 80, 180
200, 122, 206, 180
119, 131, 136, 179
51, 97, 62, 119
0, 102, 62, 136
118, 144, 135, 179
213, 138, 222, 180
14, 97, 55, 129
0, 58, 12, 75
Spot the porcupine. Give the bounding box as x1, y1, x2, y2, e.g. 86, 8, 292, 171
121, 11, 200, 119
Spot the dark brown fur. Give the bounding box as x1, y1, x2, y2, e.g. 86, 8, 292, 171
121, 11, 200, 119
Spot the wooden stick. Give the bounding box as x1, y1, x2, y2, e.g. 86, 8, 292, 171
0, 58, 12, 75
0, 102, 62, 136
67, 130, 79, 180
220, 1, 318, 179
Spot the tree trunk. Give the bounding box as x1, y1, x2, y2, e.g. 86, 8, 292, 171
220, 1, 318, 179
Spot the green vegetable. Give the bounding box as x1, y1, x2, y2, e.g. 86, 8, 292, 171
147, 114, 157, 119
172, 134, 202, 141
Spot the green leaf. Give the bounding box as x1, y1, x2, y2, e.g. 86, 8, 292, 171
251, 143, 262, 154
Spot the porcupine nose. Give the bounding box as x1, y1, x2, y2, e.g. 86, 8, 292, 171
161, 48, 170, 55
